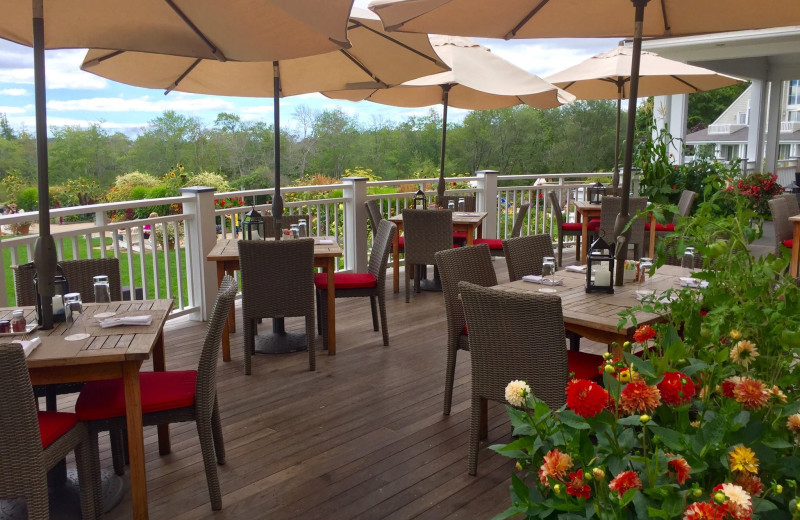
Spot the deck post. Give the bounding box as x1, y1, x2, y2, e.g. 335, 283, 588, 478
342, 177, 368, 273
475, 170, 499, 239
179, 186, 217, 321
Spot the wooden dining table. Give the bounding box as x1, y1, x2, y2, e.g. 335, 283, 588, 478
19, 299, 173, 520
498, 264, 684, 353
388, 211, 488, 293
207, 237, 344, 355
573, 200, 602, 265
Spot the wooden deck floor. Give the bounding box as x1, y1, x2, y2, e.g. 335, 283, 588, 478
75, 251, 603, 520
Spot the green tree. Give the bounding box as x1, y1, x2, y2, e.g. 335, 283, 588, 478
687, 82, 750, 130
49, 123, 130, 186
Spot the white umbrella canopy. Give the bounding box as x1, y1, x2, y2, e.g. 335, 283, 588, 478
546, 45, 743, 185
324, 35, 574, 197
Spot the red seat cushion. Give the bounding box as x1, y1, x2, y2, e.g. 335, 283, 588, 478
644, 222, 675, 232
567, 351, 604, 382
314, 272, 377, 290
561, 222, 599, 231
75, 371, 197, 421
452, 232, 468, 240
782, 239, 793, 249
463, 324, 468, 335
398, 236, 405, 249
589, 218, 600, 224
473, 238, 503, 250
38, 411, 78, 449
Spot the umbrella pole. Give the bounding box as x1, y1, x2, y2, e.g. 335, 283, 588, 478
612, 85, 622, 189
31, 0, 57, 329
272, 61, 283, 240
614, 0, 649, 286
437, 85, 452, 201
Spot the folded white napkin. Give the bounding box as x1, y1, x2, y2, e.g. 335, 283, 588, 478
100, 315, 153, 328
679, 277, 708, 289
521, 275, 564, 286
13, 337, 41, 357
565, 265, 587, 273
316, 239, 334, 245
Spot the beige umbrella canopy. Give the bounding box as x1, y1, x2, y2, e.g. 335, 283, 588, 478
1, 0, 356, 329
325, 35, 574, 198
81, 7, 447, 234
546, 45, 743, 186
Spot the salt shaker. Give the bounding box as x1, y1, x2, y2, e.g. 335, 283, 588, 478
10, 310, 26, 332
447, 200, 455, 210
458, 198, 465, 212
93, 275, 111, 303
290, 224, 300, 239
64, 293, 82, 325
298, 219, 308, 238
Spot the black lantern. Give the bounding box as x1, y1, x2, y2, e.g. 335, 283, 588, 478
242, 205, 265, 240
34, 263, 69, 324
413, 186, 427, 209
586, 236, 615, 293
588, 182, 606, 205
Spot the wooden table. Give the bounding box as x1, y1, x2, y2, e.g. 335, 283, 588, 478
498, 265, 683, 353
207, 237, 344, 355
389, 211, 488, 293
790, 215, 800, 278
22, 299, 173, 520
574, 200, 602, 265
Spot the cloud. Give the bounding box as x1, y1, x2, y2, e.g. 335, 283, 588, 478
477, 38, 619, 77
0, 105, 26, 115
0, 41, 106, 90
0, 88, 27, 96
47, 94, 235, 113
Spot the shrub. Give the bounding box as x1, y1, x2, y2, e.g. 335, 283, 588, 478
726, 172, 784, 217
16, 187, 38, 211
186, 171, 231, 192
107, 171, 159, 202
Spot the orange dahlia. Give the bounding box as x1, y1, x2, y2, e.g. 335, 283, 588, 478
720, 376, 743, 399
538, 448, 573, 486
683, 501, 724, 520
658, 372, 696, 406
619, 381, 662, 415
633, 324, 657, 343
733, 474, 764, 496
732, 378, 770, 411
565, 379, 609, 418
787, 413, 800, 434
565, 469, 590, 499
608, 470, 642, 498
667, 456, 692, 484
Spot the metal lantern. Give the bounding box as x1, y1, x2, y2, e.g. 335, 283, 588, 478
34, 263, 69, 324
588, 181, 606, 205
413, 186, 427, 209
586, 236, 615, 294
243, 205, 265, 240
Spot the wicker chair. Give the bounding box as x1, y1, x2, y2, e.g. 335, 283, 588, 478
238, 239, 316, 374
473, 204, 531, 256
75, 275, 238, 511
0, 344, 101, 519
438, 196, 476, 245
645, 189, 696, 245
13, 258, 123, 306
782, 193, 800, 217
402, 209, 453, 303
769, 196, 794, 254
599, 196, 648, 260
262, 214, 311, 238
458, 282, 570, 476
316, 220, 396, 348
434, 243, 497, 416
502, 233, 554, 282
366, 199, 403, 253
548, 191, 598, 266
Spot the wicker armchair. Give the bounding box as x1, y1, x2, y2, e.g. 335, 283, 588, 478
548, 191, 597, 266
502, 233, 554, 282
434, 243, 497, 416
0, 344, 101, 519
238, 239, 316, 374
262, 214, 311, 239
769, 196, 794, 254
599, 196, 648, 259
402, 209, 453, 303
473, 203, 530, 256
316, 220, 396, 348
13, 257, 123, 306
782, 193, 800, 216
75, 275, 238, 511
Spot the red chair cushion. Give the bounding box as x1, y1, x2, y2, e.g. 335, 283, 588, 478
588, 221, 600, 230
463, 324, 468, 335
589, 218, 600, 224
75, 371, 197, 421
561, 222, 583, 231
452, 232, 468, 240
473, 238, 503, 250
314, 272, 377, 290
398, 236, 405, 249
38, 411, 78, 449
644, 222, 675, 232
782, 239, 793, 249
567, 351, 604, 382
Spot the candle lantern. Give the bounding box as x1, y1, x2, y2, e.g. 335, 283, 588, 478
586, 236, 615, 293
34, 263, 69, 323
588, 181, 606, 205
413, 186, 427, 209
243, 205, 265, 240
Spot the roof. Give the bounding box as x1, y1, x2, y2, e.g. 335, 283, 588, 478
686, 126, 800, 144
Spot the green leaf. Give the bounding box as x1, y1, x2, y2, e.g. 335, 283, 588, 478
627, 355, 657, 379
762, 438, 794, 449
731, 411, 750, 430
510, 472, 530, 506
490, 506, 528, 520
648, 425, 687, 452
618, 415, 645, 426
620, 488, 638, 507
557, 410, 590, 430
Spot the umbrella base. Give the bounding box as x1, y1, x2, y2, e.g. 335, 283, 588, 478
254, 331, 309, 354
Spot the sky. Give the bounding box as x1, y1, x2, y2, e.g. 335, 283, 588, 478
0, 1, 619, 138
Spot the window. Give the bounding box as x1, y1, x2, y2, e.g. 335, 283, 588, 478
779, 144, 791, 160
737, 111, 748, 124
789, 80, 800, 107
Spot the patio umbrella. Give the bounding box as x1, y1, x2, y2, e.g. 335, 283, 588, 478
367, 0, 800, 285
323, 35, 574, 199
0, 0, 356, 329
546, 45, 743, 188
80, 7, 447, 233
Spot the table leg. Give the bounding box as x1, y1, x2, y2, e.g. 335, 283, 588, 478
326, 258, 336, 355
791, 221, 800, 278
152, 332, 170, 456
649, 214, 657, 259
392, 228, 400, 294
475, 222, 483, 240
216, 262, 232, 363
581, 213, 589, 265
466, 224, 475, 246
123, 361, 149, 520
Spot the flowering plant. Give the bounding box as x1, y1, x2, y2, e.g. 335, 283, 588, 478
725, 172, 784, 217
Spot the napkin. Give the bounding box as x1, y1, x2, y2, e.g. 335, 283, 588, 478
100, 315, 153, 328
565, 265, 587, 273
316, 239, 335, 245
12, 337, 41, 357
679, 277, 708, 289
521, 275, 564, 286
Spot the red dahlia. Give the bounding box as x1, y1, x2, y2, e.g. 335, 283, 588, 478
633, 324, 657, 343
658, 372, 696, 406
565, 469, 590, 499
565, 379, 609, 418
608, 470, 642, 498
683, 501, 724, 520
619, 381, 662, 415
667, 456, 691, 484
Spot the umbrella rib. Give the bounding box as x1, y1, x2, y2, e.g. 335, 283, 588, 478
82, 50, 125, 68
338, 49, 388, 88
670, 75, 701, 92
165, 58, 202, 94
347, 19, 447, 68
505, 0, 550, 40
660, 0, 672, 35
163, 0, 227, 61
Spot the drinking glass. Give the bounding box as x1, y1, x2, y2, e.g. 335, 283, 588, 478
681, 247, 696, 277
542, 256, 556, 284
64, 293, 89, 341
458, 198, 465, 212
638, 257, 652, 284
639, 260, 654, 295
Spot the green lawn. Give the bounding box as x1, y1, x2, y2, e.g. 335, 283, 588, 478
4, 236, 189, 306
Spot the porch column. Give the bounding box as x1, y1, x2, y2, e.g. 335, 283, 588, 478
654, 94, 688, 165
764, 80, 784, 173
342, 177, 368, 273
747, 80, 766, 172
179, 186, 218, 321
475, 170, 499, 239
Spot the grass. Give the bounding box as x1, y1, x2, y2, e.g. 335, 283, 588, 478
4, 235, 189, 307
